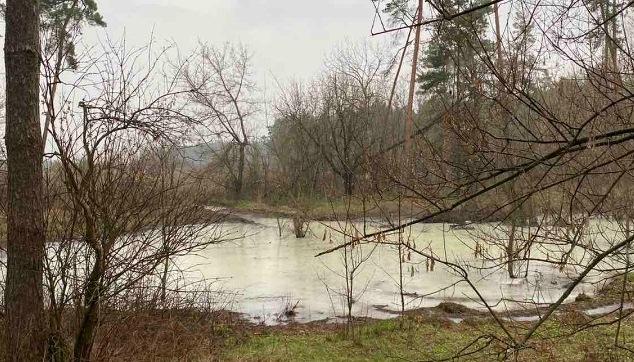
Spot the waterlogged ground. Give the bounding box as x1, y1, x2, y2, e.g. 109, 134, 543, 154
179, 215, 629, 324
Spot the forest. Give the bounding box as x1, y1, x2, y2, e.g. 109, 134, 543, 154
3, 0, 634, 361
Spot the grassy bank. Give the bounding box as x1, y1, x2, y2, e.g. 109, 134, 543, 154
218, 275, 634, 361
220, 313, 634, 361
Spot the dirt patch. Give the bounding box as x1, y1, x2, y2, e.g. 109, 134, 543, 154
248, 319, 341, 335
435, 302, 473, 314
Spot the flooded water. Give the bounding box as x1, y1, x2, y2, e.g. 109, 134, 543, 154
178, 215, 625, 324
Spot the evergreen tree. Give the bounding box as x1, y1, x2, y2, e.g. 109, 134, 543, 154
39, 0, 106, 150
417, 0, 492, 99
41, 0, 106, 69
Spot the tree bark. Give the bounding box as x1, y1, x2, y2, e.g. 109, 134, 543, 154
343, 172, 354, 196
235, 142, 246, 199
73, 247, 103, 362
4, 0, 47, 360
507, 224, 516, 279
405, 0, 423, 152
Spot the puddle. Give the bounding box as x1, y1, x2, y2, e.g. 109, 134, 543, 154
447, 317, 464, 323
507, 315, 542, 322
494, 302, 634, 324
585, 302, 634, 316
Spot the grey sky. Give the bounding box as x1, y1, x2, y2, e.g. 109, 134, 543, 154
87, 0, 387, 83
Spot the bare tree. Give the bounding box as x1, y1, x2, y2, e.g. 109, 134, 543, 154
275, 42, 392, 196
183, 43, 257, 200
42, 39, 226, 361
270, 80, 330, 199
310, 0, 634, 358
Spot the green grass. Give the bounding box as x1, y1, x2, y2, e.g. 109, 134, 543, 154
223, 318, 483, 361
220, 315, 634, 362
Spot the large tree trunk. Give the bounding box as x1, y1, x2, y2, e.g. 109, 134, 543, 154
4, 0, 47, 361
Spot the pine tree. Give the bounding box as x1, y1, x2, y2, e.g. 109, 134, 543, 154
41, 0, 106, 150
41, 0, 106, 69
417, 0, 492, 99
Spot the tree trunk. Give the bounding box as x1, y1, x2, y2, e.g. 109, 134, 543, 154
73, 250, 104, 362
160, 244, 170, 304
343, 172, 354, 196
609, 0, 620, 85
4, 0, 47, 360
506, 224, 516, 279
405, 0, 423, 152
235, 143, 246, 199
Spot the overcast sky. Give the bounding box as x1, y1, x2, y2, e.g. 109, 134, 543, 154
86, 0, 388, 83
73, 0, 394, 134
